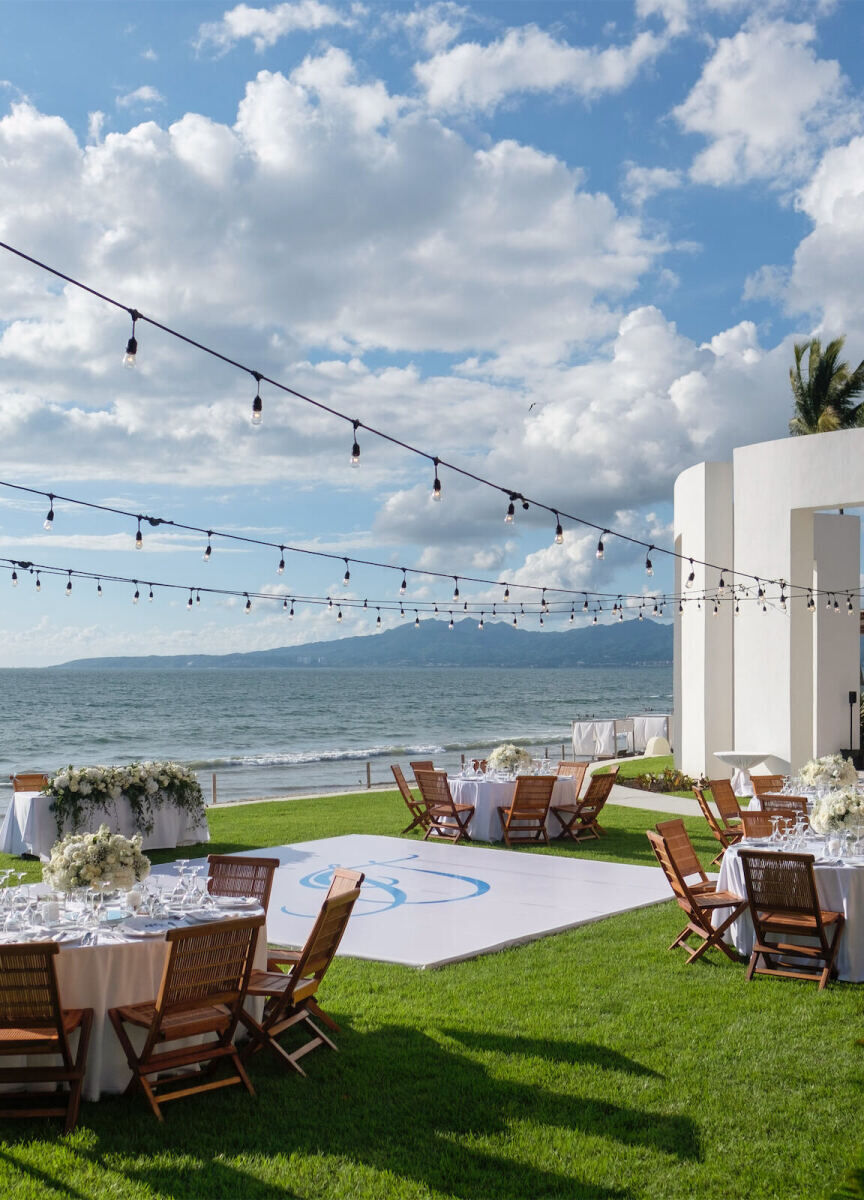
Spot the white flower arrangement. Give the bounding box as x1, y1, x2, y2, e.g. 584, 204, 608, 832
43, 824, 151, 893
44, 760, 206, 837
809, 786, 864, 835
487, 743, 534, 773
798, 753, 858, 790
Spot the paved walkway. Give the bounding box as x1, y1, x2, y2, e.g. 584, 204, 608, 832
607, 783, 701, 817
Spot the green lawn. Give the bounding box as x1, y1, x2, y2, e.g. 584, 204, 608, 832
1, 790, 862, 1199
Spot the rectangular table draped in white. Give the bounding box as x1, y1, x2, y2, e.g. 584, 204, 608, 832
0, 791, 210, 860
449, 776, 579, 841
3, 893, 267, 1102
715, 842, 864, 982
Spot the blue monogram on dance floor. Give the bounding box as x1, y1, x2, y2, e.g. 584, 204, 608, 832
279, 852, 491, 918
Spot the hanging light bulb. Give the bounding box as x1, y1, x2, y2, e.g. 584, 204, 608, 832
807, 590, 815, 612
478, 613, 484, 630
539, 614, 544, 627
133, 584, 140, 605
277, 547, 285, 575
596, 532, 606, 559
592, 613, 598, 625
337, 608, 343, 623
685, 559, 695, 589
43, 495, 55, 531
503, 585, 510, 601
135, 518, 143, 551
826, 593, 832, 610
582, 596, 589, 612
328, 598, 333, 610
780, 590, 787, 612
195, 590, 200, 606
448, 613, 454, 630
848, 595, 855, 614
400, 571, 407, 596
431, 458, 441, 502
150, 586, 155, 602
505, 494, 516, 523
618, 607, 624, 622
756, 579, 765, 600
453, 578, 460, 602
289, 601, 295, 619
415, 612, 420, 628
712, 601, 718, 616
342, 560, 350, 587
122, 309, 139, 368
283, 598, 289, 612
243, 594, 252, 614
512, 614, 518, 627
350, 420, 361, 468
553, 512, 564, 544
35, 572, 41, 592
645, 547, 654, 576
463, 600, 468, 611
569, 607, 575, 624
718, 571, 726, 593
11, 570, 18, 587
834, 596, 840, 613
376, 608, 382, 627
187, 590, 194, 610
434, 604, 438, 614
65, 573, 72, 596
735, 599, 740, 614
251, 372, 263, 426
203, 535, 212, 562
541, 588, 549, 613
639, 607, 644, 621
400, 604, 405, 617
652, 601, 658, 616
678, 599, 684, 613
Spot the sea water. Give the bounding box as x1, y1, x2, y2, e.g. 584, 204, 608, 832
0, 665, 672, 811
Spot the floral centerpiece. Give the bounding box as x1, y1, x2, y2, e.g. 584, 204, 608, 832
487, 743, 533, 773
43, 824, 151, 894
798, 753, 858, 791
809, 787, 864, 835
44, 761, 206, 838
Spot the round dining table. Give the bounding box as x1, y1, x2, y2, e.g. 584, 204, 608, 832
448, 775, 579, 842
1, 882, 267, 1101
715, 840, 864, 982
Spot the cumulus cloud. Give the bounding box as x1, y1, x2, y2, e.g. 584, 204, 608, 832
116, 85, 165, 110
673, 19, 860, 187
622, 164, 683, 207
390, 2, 468, 54
414, 23, 670, 114
197, 1, 357, 54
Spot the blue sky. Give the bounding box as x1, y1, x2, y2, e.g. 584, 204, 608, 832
0, 0, 862, 665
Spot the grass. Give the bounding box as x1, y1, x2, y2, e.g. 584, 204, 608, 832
1, 789, 862, 1198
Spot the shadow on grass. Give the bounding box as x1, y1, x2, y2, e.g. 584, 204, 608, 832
0, 1146, 91, 1199
442, 1029, 661, 1077
67, 1025, 687, 1199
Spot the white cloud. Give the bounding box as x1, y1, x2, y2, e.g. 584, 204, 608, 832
391, 3, 468, 54
622, 163, 683, 207
197, 1, 356, 54
116, 85, 165, 110
674, 19, 860, 186
414, 23, 669, 114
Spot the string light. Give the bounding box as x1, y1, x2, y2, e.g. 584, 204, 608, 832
645, 547, 654, 577
431, 458, 441, 502
283, 598, 289, 612
400, 571, 407, 596
277, 547, 285, 575
65, 572, 72, 596
596, 532, 606, 560
122, 309, 139, 368
133, 583, 140, 605
453, 578, 460, 602
187, 590, 193, 610
135, 518, 143, 551
43, 495, 54, 530
807, 591, 815, 612
35, 572, 40, 592
203, 534, 212, 563
251, 372, 263, 427
337, 608, 343, 623
376, 608, 381, 627
448, 613, 454, 630
505, 495, 516, 523
848, 595, 855, 615
503, 585, 510, 601
554, 512, 564, 544
195, 589, 200, 605
10, 570, 17, 587
150, 586, 156, 602
415, 611, 420, 628
350, 420, 361, 468
244, 593, 252, 614
289, 600, 295, 618
582, 595, 589, 612
342, 560, 350, 587
478, 613, 484, 629
685, 559, 695, 589
718, 570, 726, 593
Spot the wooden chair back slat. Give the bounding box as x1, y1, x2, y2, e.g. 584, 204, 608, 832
291, 870, 364, 981
741, 810, 773, 838
207, 856, 279, 911
708, 779, 742, 827
414, 770, 473, 842
391, 764, 431, 834
556, 761, 588, 795
738, 850, 820, 915
10, 772, 49, 792
408, 760, 434, 781
499, 775, 556, 846
756, 794, 808, 817
0, 943, 63, 1033
550, 767, 617, 841
655, 819, 708, 887
751, 774, 785, 799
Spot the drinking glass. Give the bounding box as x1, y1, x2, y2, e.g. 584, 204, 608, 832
770, 816, 783, 844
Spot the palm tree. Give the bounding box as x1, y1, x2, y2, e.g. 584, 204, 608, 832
788, 336, 864, 435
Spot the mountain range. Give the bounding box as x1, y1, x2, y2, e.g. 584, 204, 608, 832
55, 617, 673, 670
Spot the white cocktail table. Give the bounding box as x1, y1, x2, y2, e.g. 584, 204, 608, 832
713, 751, 772, 797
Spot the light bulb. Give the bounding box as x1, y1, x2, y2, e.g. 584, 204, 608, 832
512, 615, 517, 627
596, 533, 605, 560
504, 586, 510, 600
195, 590, 200, 606
44, 497, 54, 530
251, 391, 263, 426
415, 614, 420, 628
453, 579, 460, 602
65, 576, 72, 596
123, 336, 137, 368
448, 616, 454, 630
554, 514, 563, 544
337, 609, 343, 623
400, 572, 407, 596
244, 594, 252, 614
289, 603, 295, 619
11, 571, 17, 587
376, 610, 381, 627
343, 561, 350, 587
645, 548, 654, 576
187, 593, 193, 610
569, 610, 574, 623
133, 588, 140, 605
149, 587, 155, 602
685, 559, 695, 589
97, 582, 103, 598
592, 614, 598, 625
203, 539, 212, 562
35, 574, 41, 592
432, 461, 441, 502
135, 522, 143, 551
478, 615, 484, 629
350, 421, 361, 468
283, 599, 289, 611
505, 499, 515, 523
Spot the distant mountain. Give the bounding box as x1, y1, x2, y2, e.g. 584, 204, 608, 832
54, 617, 673, 670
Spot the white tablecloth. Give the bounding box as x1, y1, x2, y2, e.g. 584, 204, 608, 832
449, 776, 578, 842
716, 842, 864, 982
0, 792, 210, 860
5, 889, 266, 1101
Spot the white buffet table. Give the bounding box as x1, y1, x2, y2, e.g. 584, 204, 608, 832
449, 776, 578, 842
5, 888, 266, 1101
716, 841, 864, 982
0, 791, 210, 860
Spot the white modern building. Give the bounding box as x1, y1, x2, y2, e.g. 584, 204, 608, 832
673, 428, 862, 779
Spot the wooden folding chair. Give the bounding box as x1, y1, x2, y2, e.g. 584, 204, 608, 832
741, 810, 773, 839
550, 768, 618, 841
497, 775, 556, 847
655, 819, 717, 896
694, 786, 742, 866
391, 764, 431, 835
414, 770, 474, 843
408, 760, 434, 781
751, 774, 785, 803
738, 850, 845, 988
646, 830, 747, 964
757, 795, 808, 821
707, 778, 743, 834
109, 915, 263, 1121
556, 761, 588, 796
0, 942, 93, 1132
207, 856, 279, 911
10, 773, 49, 792
240, 869, 364, 1076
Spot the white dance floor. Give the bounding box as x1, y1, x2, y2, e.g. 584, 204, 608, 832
153, 834, 670, 969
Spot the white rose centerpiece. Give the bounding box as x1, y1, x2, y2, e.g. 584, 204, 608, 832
487, 743, 534, 773
810, 787, 864, 835
43, 824, 151, 894
799, 753, 858, 791
44, 760, 206, 837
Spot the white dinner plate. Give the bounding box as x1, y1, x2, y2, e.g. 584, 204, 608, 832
214, 895, 258, 908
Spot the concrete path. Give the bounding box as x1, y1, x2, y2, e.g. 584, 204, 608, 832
607, 783, 701, 817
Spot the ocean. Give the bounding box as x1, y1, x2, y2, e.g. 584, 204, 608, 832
0, 665, 673, 813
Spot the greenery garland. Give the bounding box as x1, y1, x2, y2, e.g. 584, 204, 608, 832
44, 761, 206, 838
